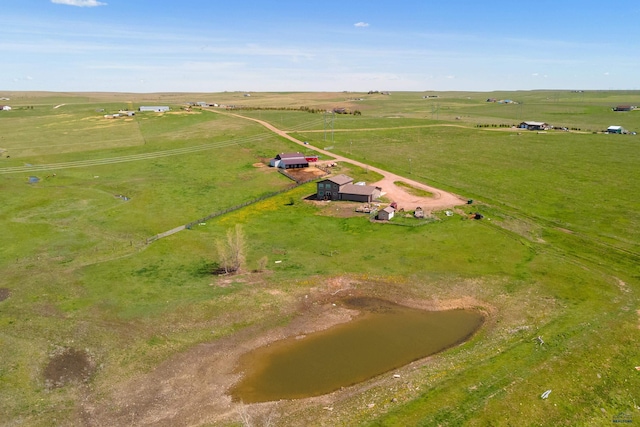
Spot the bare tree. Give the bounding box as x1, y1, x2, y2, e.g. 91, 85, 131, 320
257, 255, 268, 272
216, 224, 246, 274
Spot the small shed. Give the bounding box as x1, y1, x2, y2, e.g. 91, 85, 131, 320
378, 206, 395, 221
613, 105, 633, 112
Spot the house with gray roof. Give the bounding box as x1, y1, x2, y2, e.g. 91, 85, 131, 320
519, 121, 551, 131
316, 174, 381, 202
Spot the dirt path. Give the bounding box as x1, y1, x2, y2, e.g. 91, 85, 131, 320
216, 110, 465, 211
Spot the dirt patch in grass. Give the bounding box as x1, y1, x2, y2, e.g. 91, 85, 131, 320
44, 348, 96, 389
282, 166, 328, 183
81, 278, 491, 426
0, 288, 10, 301
312, 200, 370, 218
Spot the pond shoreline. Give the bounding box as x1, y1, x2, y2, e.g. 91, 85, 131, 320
83, 281, 491, 426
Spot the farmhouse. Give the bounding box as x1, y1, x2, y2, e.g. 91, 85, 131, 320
139, 106, 170, 112
519, 121, 551, 131
0, 105, 11, 111
607, 125, 628, 134
317, 174, 382, 202
269, 152, 309, 169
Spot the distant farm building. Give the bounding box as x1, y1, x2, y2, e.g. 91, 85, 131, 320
519, 121, 551, 131
377, 206, 395, 221
0, 105, 11, 111
139, 106, 170, 112
612, 105, 635, 112
269, 152, 309, 169
316, 174, 381, 203
607, 125, 628, 134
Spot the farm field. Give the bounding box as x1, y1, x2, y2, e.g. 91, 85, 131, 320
0, 90, 639, 426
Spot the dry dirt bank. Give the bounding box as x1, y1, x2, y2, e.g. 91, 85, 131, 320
81, 277, 491, 426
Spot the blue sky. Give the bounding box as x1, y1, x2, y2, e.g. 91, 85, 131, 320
2, 0, 639, 92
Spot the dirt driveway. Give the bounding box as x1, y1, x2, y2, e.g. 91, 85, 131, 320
220, 110, 465, 212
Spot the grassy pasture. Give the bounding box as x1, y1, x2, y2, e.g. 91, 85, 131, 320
0, 90, 639, 426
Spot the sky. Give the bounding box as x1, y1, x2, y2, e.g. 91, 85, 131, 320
2, 0, 639, 93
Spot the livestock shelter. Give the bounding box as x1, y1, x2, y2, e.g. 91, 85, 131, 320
269, 152, 309, 169
139, 106, 170, 112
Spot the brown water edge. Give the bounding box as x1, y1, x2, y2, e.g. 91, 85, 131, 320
231, 297, 484, 403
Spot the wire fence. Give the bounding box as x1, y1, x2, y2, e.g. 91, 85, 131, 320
146, 177, 318, 244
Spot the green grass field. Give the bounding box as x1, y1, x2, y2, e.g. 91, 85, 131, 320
0, 90, 639, 426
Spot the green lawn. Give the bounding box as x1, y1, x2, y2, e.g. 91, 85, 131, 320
0, 90, 639, 426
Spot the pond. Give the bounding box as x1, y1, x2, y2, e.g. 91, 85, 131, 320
230, 297, 484, 403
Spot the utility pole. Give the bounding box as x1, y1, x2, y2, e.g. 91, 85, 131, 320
324, 111, 334, 142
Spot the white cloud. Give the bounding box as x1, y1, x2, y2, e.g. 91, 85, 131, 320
51, 0, 107, 7
354, 22, 369, 28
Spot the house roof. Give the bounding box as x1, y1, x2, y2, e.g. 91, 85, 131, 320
339, 184, 379, 196
607, 125, 623, 130
521, 121, 548, 126
381, 206, 395, 213
324, 174, 353, 186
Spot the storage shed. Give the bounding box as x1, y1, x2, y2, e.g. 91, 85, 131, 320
378, 206, 395, 221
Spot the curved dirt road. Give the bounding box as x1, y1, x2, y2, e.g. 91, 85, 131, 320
218, 110, 465, 211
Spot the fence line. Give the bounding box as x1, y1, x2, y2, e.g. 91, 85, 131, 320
146, 179, 318, 244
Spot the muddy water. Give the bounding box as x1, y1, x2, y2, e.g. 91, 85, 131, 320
231, 297, 483, 403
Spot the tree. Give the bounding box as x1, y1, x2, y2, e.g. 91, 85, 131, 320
216, 224, 246, 274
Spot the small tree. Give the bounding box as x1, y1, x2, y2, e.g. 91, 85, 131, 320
216, 224, 246, 274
